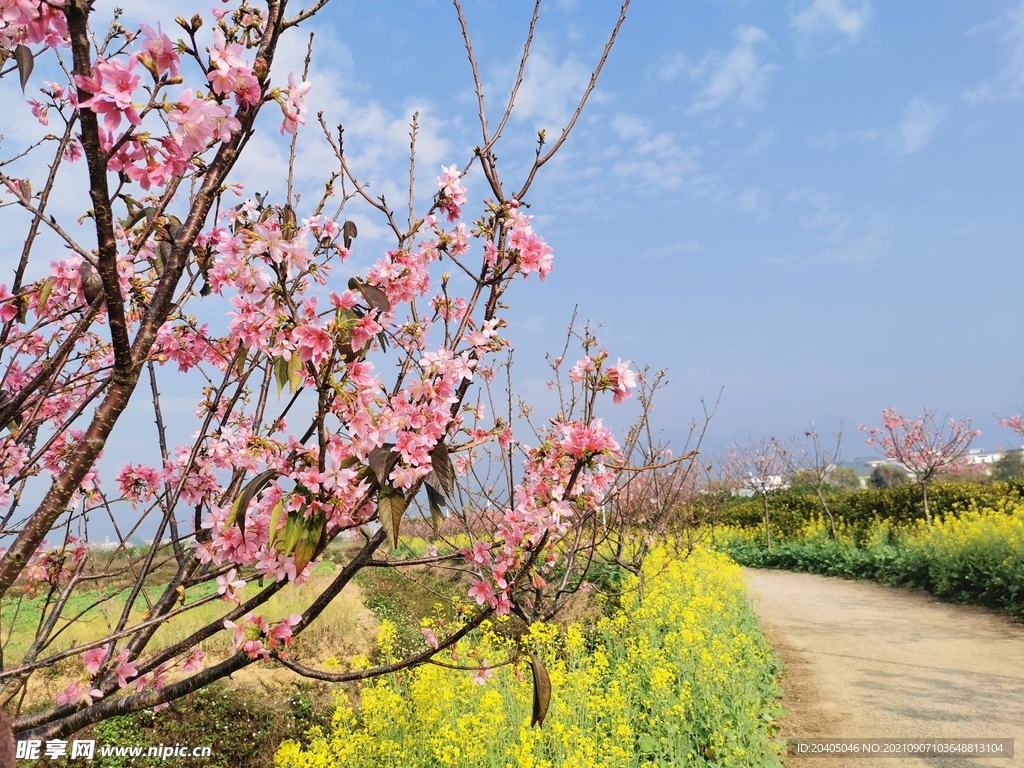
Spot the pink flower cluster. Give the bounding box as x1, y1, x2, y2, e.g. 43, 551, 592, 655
506, 200, 553, 280
1, 0, 67, 49
224, 613, 300, 659
437, 165, 467, 222
569, 351, 637, 404
207, 29, 261, 106
462, 416, 621, 616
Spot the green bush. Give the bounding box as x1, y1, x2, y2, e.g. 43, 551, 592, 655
715, 499, 1024, 618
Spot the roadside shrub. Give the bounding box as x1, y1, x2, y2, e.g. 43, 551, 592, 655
716, 501, 1024, 618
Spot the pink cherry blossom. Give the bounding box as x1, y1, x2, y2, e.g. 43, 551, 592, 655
75, 57, 141, 130
138, 23, 180, 79
168, 89, 241, 154
114, 650, 138, 688
82, 645, 108, 676
278, 71, 311, 135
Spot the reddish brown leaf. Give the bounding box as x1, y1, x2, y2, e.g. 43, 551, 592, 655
15, 44, 33, 92
530, 655, 552, 727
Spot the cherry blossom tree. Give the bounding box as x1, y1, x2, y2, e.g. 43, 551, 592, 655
859, 408, 980, 526
0, 0, 641, 741
502, 331, 716, 615
999, 414, 1024, 442
788, 423, 845, 540
721, 437, 790, 549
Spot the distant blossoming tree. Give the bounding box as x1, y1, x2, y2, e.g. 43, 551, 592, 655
859, 408, 980, 526
788, 423, 844, 540
722, 437, 790, 549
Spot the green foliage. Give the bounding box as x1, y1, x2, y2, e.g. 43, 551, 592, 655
991, 450, 1024, 482
720, 480, 1024, 537
826, 466, 860, 492
44, 682, 333, 768
715, 499, 1024, 618
870, 464, 909, 488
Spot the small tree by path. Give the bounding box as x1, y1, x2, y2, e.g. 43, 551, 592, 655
789, 423, 844, 541
722, 438, 790, 549
859, 408, 980, 526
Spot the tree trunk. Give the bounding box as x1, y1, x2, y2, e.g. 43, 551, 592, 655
762, 494, 772, 550
816, 488, 837, 541
921, 481, 931, 527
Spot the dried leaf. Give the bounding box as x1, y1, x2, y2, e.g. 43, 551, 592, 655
357, 283, 391, 314
282, 204, 297, 240
530, 655, 552, 727
230, 469, 280, 541
368, 444, 397, 485
425, 484, 446, 536
164, 214, 184, 242
151, 240, 171, 277
429, 441, 455, 499
15, 44, 33, 92
36, 278, 53, 314
79, 261, 103, 306
343, 219, 358, 249
377, 484, 406, 548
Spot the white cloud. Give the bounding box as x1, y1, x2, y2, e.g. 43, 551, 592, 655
899, 97, 944, 153
788, 186, 849, 240
688, 26, 777, 114
963, 1, 1024, 103
504, 46, 593, 131
790, 0, 873, 41
609, 113, 701, 190
610, 114, 649, 140
642, 240, 704, 260
737, 186, 771, 222
777, 187, 890, 265
654, 52, 689, 83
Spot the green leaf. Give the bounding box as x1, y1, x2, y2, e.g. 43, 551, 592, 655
530, 655, 552, 727
230, 470, 280, 541
288, 351, 303, 393
15, 45, 33, 92
377, 484, 406, 548
292, 512, 325, 574
274, 356, 288, 398
279, 510, 304, 557
266, 500, 285, 550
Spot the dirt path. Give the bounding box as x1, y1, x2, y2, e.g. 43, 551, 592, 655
743, 569, 1024, 768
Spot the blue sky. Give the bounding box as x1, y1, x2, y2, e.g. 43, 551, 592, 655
291, 0, 1024, 457
3, 0, 1023, 489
